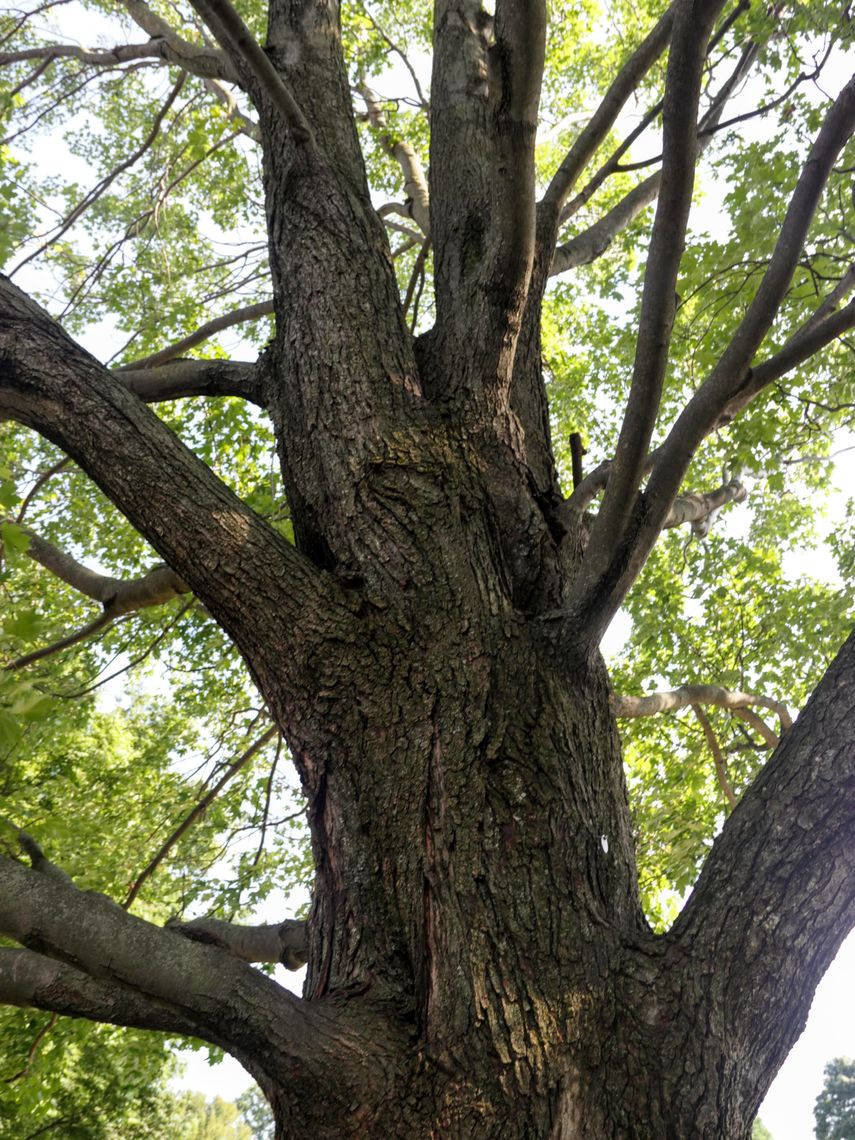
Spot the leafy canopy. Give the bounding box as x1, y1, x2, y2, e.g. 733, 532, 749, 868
0, 0, 853, 1126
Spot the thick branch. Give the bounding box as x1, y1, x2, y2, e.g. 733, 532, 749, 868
429, 0, 493, 333
0, 276, 349, 705
186, 0, 311, 144
672, 629, 855, 1085
118, 358, 263, 405
488, 0, 546, 319
615, 683, 792, 734
644, 74, 855, 531
718, 293, 855, 425
0, 948, 205, 1036
0, 854, 405, 1106
570, 0, 726, 611
360, 85, 430, 235
122, 0, 237, 83
169, 916, 307, 969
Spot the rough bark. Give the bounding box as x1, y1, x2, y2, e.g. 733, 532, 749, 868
0, 1, 854, 1137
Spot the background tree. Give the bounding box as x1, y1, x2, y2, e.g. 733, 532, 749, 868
752, 1120, 775, 1140
0, 0, 854, 1136
815, 1058, 855, 1140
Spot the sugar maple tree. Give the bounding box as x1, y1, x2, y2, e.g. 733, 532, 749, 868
0, 0, 854, 1135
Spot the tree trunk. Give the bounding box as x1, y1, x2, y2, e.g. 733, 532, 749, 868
1, 2, 853, 1137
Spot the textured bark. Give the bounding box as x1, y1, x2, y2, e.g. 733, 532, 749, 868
1, 2, 854, 1137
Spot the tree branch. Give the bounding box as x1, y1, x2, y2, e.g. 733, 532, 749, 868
0, 948, 204, 1037
118, 358, 263, 405
615, 683, 792, 735
169, 915, 307, 969
732, 706, 780, 749
122, 0, 237, 83
661, 475, 747, 535
359, 84, 429, 235
19, 527, 189, 611
11, 73, 186, 274
643, 74, 855, 532
429, 0, 493, 337
488, 0, 546, 318
0, 276, 350, 713
672, 629, 855, 1087
124, 725, 278, 907
569, 0, 727, 615
540, 4, 675, 221
567, 283, 855, 519
2, 518, 193, 671
692, 703, 738, 807
551, 28, 759, 277
186, 0, 312, 144
0, 853, 406, 1107
0, 39, 224, 79
114, 299, 273, 372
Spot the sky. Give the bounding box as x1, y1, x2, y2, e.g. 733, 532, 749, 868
5, 4, 854, 1136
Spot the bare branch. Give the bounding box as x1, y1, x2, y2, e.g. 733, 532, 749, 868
692, 703, 738, 807
186, 0, 312, 144
15, 457, 70, 524
661, 475, 747, 535
15, 525, 189, 609
644, 74, 855, 527
359, 84, 430, 235
541, 4, 675, 218
615, 683, 792, 735
124, 726, 278, 907
114, 299, 273, 371
118, 358, 263, 405
569, 0, 727, 613
718, 293, 855, 426
202, 76, 260, 140
3, 533, 189, 671
4, 613, 113, 671
169, 915, 307, 969
732, 706, 780, 749
0, 30, 234, 83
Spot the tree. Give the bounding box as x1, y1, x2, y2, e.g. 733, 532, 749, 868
815, 1058, 855, 1140
237, 1085, 275, 1140
752, 1120, 774, 1140
0, 0, 853, 1135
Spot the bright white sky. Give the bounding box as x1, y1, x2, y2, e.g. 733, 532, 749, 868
8, 5, 855, 1136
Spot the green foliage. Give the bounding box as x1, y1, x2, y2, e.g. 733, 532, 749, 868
236, 1085, 275, 1139
815, 1058, 855, 1140
0, 0, 853, 1120
171, 1092, 252, 1140
0, 1018, 186, 1138
752, 1119, 775, 1140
